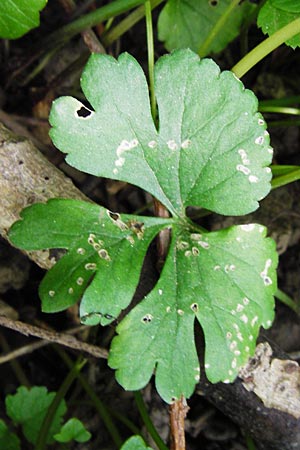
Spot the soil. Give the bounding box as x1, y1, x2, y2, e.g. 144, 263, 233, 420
0, 2, 300, 449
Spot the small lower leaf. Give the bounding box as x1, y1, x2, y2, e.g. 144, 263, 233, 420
0, 419, 20, 450
54, 418, 91, 443
121, 436, 153, 450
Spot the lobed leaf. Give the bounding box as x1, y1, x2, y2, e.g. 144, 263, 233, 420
109, 224, 277, 403
5, 386, 66, 445
54, 418, 91, 443
9, 199, 171, 324
121, 436, 153, 450
258, 0, 300, 48
0, 420, 20, 450
158, 0, 255, 55
49, 49, 273, 218
0, 0, 47, 39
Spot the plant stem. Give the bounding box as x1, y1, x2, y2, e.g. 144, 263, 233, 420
134, 391, 169, 450
43, 0, 148, 49
103, 0, 165, 47
145, 0, 157, 121
275, 289, 299, 314
35, 358, 86, 450
198, 0, 241, 57
271, 168, 300, 189
259, 106, 300, 115
55, 347, 123, 448
232, 17, 300, 78
245, 434, 257, 450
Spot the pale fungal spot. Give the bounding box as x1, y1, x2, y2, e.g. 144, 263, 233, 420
167, 139, 178, 150
195, 367, 201, 372
233, 323, 239, 331
190, 233, 202, 241
237, 332, 244, 342
93, 243, 101, 251
194, 374, 200, 381
177, 241, 189, 250
198, 241, 210, 249
192, 247, 199, 256
166, 306, 171, 313
214, 265, 221, 271
240, 224, 255, 232
229, 264, 236, 271
184, 250, 192, 257
68, 287, 74, 294
231, 358, 237, 369
236, 164, 251, 175
249, 175, 259, 183
226, 332, 232, 339
126, 235, 135, 245
229, 370, 233, 376
236, 237, 242, 242
255, 136, 264, 145
241, 314, 248, 324
98, 249, 111, 261
48, 290, 55, 297
249, 335, 254, 341
251, 316, 258, 327
266, 320, 272, 327
85, 263, 97, 270
181, 139, 192, 149
265, 167, 271, 173
148, 140, 157, 148
230, 341, 237, 350
142, 314, 153, 323
177, 309, 184, 315
158, 289, 163, 295
238, 149, 250, 165
77, 277, 84, 285
113, 168, 118, 174
258, 118, 264, 125
190, 303, 199, 312
88, 234, 96, 245
264, 130, 269, 137
231, 310, 236, 315
236, 304, 244, 312
223, 379, 230, 384
204, 363, 210, 369
114, 139, 139, 169
260, 259, 272, 286
243, 297, 250, 305
267, 147, 273, 154
77, 248, 86, 255
225, 265, 230, 273
245, 346, 250, 352
234, 350, 241, 356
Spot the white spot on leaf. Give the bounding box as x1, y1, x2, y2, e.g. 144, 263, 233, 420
167, 140, 178, 150
48, 290, 55, 297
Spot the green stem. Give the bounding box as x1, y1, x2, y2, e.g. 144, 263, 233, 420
103, 0, 165, 47
43, 0, 148, 49
198, 0, 241, 57
145, 0, 157, 121
245, 434, 257, 450
259, 95, 300, 107
275, 289, 299, 314
35, 358, 86, 450
271, 168, 300, 189
259, 106, 300, 115
232, 17, 300, 78
55, 347, 123, 448
134, 391, 169, 450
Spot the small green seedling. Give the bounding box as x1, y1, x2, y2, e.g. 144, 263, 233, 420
0, 386, 90, 447
9, 49, 278, 403
121, 435, 153, 450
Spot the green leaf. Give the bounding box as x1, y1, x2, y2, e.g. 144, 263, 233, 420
157, 0, 255, 55
49, 50, 272, 218
0, 420, 20, 450
54, 418, 91, 443
121, 436, 153, 450
5, 386, 66, 445
0, 0, 47, 39
9, 199, 171, 324
109, 224, 277, 402
257, 0, 300, 48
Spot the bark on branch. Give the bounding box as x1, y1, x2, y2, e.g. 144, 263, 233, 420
0, 121, 88, 269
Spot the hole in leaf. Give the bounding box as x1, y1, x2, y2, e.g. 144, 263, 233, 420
209, 0, 218, 6
76, 106, 92, 118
